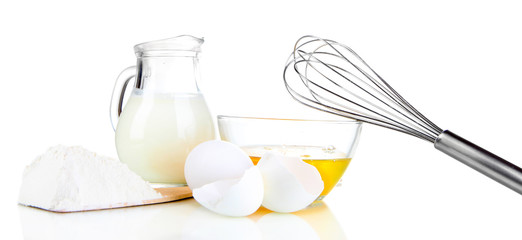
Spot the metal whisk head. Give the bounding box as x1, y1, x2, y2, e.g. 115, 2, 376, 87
283, 35, 522, 195
283, 35, 443, 142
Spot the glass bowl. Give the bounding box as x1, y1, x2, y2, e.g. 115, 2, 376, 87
217, 115, 362, 201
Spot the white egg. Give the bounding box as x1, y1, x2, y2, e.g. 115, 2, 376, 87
257, 151, 324, 213
184, 140, 264, 217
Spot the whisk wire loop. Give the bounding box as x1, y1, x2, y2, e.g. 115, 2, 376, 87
293, 58, 435, 141
296, 51, 438, 138
284, 35, 442, 142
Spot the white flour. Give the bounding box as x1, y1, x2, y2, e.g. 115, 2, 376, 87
18, 145, 163, 212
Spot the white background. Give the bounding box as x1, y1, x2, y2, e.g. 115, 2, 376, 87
1, 0, 521, 239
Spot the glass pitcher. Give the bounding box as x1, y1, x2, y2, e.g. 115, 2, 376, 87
110, 35, 215, 187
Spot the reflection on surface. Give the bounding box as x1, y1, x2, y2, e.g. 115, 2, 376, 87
258, 213, 319, 239
181, 207, 262, 240
19, 199, 346, 239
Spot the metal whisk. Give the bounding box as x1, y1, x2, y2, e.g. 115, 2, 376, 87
283, 35, 522, 195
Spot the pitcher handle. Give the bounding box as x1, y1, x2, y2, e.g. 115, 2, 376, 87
110, 66, 136, 131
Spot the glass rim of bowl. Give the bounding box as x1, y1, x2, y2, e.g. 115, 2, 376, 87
217, 115, 362, 124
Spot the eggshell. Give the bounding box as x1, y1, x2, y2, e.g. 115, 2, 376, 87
193, 167, 264, 217
257, 151, 324, 213
184, 140, 264, 217
185, 140, 254, 189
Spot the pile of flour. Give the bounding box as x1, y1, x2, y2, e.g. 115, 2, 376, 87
18, 145, 162, 212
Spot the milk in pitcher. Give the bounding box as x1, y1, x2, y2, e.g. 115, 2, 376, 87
115, 89, 215, 185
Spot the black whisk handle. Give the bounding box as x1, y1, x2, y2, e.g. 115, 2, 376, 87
434, 130, 522, 195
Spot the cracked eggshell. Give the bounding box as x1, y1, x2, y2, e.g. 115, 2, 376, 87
184, 140, 264, 217
257, 152, 324, 213
193, 167, 264, 217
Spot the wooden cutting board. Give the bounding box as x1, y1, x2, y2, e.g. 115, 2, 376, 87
146, 186, 193, 205
29, 186, 193, 213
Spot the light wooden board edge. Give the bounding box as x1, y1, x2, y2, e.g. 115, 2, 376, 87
20, 186, 193, 213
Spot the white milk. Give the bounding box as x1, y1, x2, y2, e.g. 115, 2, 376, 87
115, 90, 215, 185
